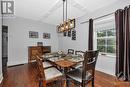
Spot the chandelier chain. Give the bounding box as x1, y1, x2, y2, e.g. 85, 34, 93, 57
63, 0, 65, 23
66, 0, 67, 21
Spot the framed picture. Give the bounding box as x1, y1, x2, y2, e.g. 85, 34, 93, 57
29, 31, 38, 38
72, 30, 76, 40
68, 30, 71, 37
63, 32, 67, 36
43, 33, 51, 39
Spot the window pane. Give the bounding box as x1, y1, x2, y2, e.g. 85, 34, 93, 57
97, 46, 106, 52
107, 46, 116, 53
107, 29, 115, 36
97, 28, 116, 54
107, 39, 116, 45
97, 39, 105, 45
97, 30, 106, 37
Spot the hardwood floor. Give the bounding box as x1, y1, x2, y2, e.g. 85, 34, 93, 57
0, 63, 130, 87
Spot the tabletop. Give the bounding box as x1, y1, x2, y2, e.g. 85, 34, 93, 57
43, 53, 84, 68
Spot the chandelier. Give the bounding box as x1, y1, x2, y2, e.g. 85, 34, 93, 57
57, 0, 75, 33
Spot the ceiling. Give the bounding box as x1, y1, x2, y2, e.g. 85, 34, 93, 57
15, 0, 119, 25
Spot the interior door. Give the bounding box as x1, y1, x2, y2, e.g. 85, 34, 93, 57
2, 25, 8, 76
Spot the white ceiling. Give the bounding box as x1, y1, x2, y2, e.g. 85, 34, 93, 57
15, 0, 119, 25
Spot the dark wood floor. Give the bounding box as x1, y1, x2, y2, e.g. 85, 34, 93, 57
0, 63, 130, 87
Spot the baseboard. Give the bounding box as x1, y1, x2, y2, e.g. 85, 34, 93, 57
8, 64, 25, 68
0, 74, 3, 84
96, 68, 115, 76
8, 61, 28, 67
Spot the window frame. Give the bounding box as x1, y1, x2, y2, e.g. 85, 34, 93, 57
96, 28, 116, 56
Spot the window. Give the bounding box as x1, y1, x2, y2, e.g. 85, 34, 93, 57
97, 29, 116, 54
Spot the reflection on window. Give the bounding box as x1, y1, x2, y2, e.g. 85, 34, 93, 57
97, 29, 116, 54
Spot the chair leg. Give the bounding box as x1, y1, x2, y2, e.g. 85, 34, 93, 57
81, 81, 85, 87
39, 80, 43, 87
92, 78, 94, 87
66, 79, 70, 87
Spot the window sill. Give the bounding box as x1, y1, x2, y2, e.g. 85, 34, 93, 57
99, 53, 116, 58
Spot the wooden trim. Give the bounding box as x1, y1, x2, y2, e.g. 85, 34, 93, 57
8, 64, 25, 68
0, 75, 3, 84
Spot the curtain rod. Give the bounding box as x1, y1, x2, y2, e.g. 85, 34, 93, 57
80, 12, 114, 24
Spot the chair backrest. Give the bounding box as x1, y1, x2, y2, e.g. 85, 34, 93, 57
28, 46, 43, 63
35, 55, 46, 80
68, 49, 74, 54
82, 50, 99, 80
75, 51, 85, 57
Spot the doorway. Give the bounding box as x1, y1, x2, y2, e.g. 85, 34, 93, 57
2, 25, 8, 76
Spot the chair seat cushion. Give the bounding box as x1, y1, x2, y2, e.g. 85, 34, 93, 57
43, 62, 53, 68
66, 68, 92, 83
44, 67, 63, 80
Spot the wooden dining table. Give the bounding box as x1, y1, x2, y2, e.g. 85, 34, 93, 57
42, 53, 84, 74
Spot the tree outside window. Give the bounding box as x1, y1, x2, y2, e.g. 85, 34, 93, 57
97, 29, 116, 54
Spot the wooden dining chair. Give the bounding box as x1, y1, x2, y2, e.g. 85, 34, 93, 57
30, 49, 53, 69
68, 49, 74, 54
72, 51, 85, 69
28, 47, 42, 63
66, 50, 99, 87
35, 55, 63, 87
75, 51, 85, 57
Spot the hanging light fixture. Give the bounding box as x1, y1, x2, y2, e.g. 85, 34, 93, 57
57, 0, 75, 33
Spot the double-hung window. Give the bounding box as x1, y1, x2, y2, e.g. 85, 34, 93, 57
97, 28, 116, 55
95, 16, 116, 56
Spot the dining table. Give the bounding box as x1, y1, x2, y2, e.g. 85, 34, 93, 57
42, 52, 84, 74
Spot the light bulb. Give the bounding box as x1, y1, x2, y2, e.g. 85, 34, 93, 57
70, 23, 73, 27
66, 25, 68, 29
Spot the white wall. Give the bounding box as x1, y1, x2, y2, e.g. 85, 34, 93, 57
58, 0, 130, 75
3, 17, 59, 66
96, 55, 116, 75
0, 0, 3, 83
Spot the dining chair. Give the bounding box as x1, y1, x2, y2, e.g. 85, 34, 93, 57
72, 51, 85, 69
66, 50, 99, 87
28, 47, 42, 63
30, 50, 53, 69
35, 55, 63, 87
75, 51, 85, 57
68, 49, 74, 54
